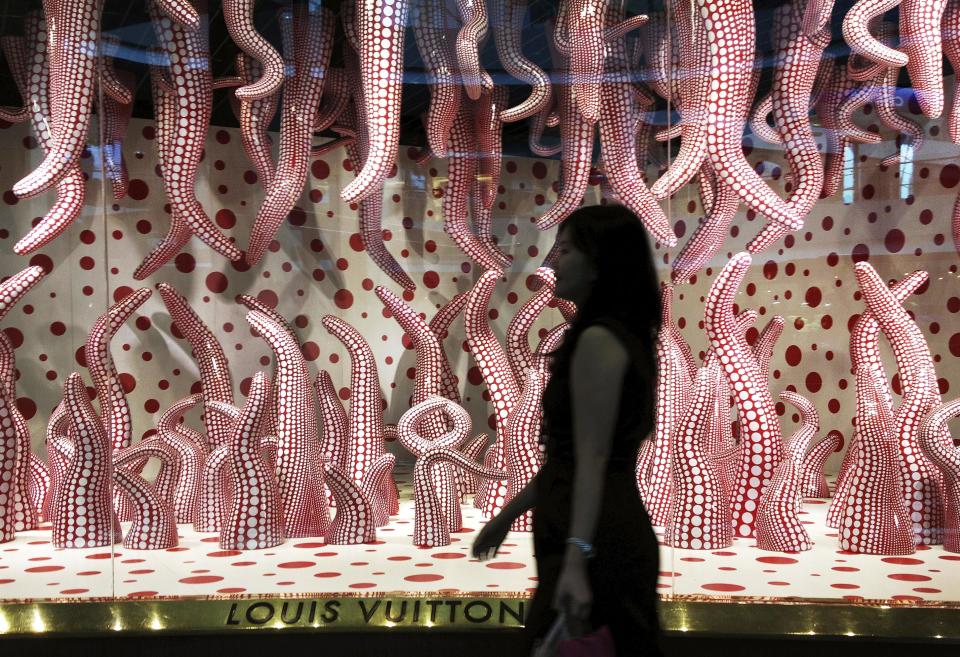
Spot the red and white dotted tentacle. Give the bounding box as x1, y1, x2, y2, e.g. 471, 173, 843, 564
843, 0, 907, 67
412, 0, 461, 157
752, 316, 785, 383
800, 430, 843, 498
0, 34, 29, 124
112, 468, 178, 550
505, 268, 556, 383
235, 54, 280, 191
835, 77, 883, 144
27, 454, 51, 524
360, 453, 395, 528
474, 85, 509, 210
465, 270, 520, 517
671, 181, 740, 284
919, 399, 960, 553
246, 6, 334, 265
597, 2, 673, 246
157, 283, 235, 449
696, 0, 802, 233
816, 64, 852, 199
84, 287, 151, 453
665, 367, 731, 549
155, 0, 200, 28
943, 0, 960, 143
0, 266, 47, 324
749, 93, 782, 145
471, 177, 513, 269
755, 454, 811, 552
838, 369, 916, 554
316, 370, 350, 473
53, 373, 114, 549
195, 443, 232, 532
249, 311, 329, 538
339, 0, 409, 204
566, 0, 608, 124
324, 463, 376, 545
856, 263, 945, 544
533, 322, 569, 381
455, 0, 494, 101
705, 253, 785, 538
458, 434, 490, 497
0, 391, 21, 543
491, 0, 551, 123
224, 0, 284, 101
100, 80, 133, 202
428, 293, 469, 406
780, 390, 820, 462
157, 395, 205, 523
899, 0, 947, 118
528, 99, 562, 157
43, 402, 69, 522
322, 315, 388, 506
148, 1, 242, 262
506, 370, 544, 532
216, 373, 285, 550
315, 67, 352, 133
114, 440, 181, 517
874, 25, 924, 168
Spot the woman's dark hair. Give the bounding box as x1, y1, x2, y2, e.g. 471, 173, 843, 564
549, 203, 663, 377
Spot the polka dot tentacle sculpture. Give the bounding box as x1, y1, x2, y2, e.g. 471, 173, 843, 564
157, 283, 235, 450
399, 397, 472, 538
899, 0, 948, 118
246, 6, 334, 266
234, 53, 280, 191
223, 0, 284, 102
705, 252, 785, 539
842, 0, 907, 69
114, 440, 181, 514
566, 0, 607, 124
838, 369, 916, 555
156, 395, 206, 523
113, 441, 179, 550
490, 0, 552, 123
339, 0, 409, 205
12, 0, 103, 202
755, 391, 819, 552
505, 268, 556, 384
43, 403, 69, 523
316, 370, 350, 476
411, 0, 461, 158
427, 292, 469, 405
322, 315, 394, 515
323, 462, 377, 545
505, 369, 544, 532
211, 372, 285, 551
799, 430, 844, 498
455, 0, 493, 102
53, 373, 115, 550
0, 391, 20, 543
464, 269, 519, 518
855, 262, 945, 545
195, 440, 232, 532
359, 453, 396, 528
695, 0, 802, 233
26, 454, 51, 524
2, 17, 85, 255
249, 311, 329, 538
943, 0, 960, 144
919, 399, 960, 552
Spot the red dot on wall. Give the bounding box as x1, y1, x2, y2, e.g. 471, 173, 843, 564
128, 179, 149, 200
206, 273, 228, 294
334, 290, 354, 309
215, 209, 236, 229
423, 271, 440, 289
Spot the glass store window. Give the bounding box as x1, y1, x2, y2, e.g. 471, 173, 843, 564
0, 0, 956, 639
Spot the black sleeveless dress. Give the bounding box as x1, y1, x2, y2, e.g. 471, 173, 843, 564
526, 317, 662, 656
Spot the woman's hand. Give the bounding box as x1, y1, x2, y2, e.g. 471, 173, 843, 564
552, 550, 592, 623
471, 514, 510, 561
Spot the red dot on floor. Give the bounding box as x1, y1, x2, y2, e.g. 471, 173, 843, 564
217, 588, 247, 594
349, 582, 377, 589
756, 556, 798, 565
126, 591, 158, 598
294, 542, 327, 549
314, 572, 341, 578
486, 562, 525, 570
881, 557, 924, 565
888, 573, 931, 582
278, 561, 316, 569
25, 565, 64, 573
404, 574, 444, 582
431, 552, 466, 559
830, 583, 860, 590
701, 583, 746, 592
207, 550, 242, 558
59, 588, 88, 594
179, 575, 224, 584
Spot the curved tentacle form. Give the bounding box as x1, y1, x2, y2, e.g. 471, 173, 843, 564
112, 469, 177, 550
843, 0, 906, 67
415, 447, 505, 547
474, 86, 509, 210
157, 283, 235, 449
471, 176, 512, 269
665, 366, 731, 549
399, 397, 471, 534
874, 26, 925, 167
443, 96, 508, 270
27, 454, 51, 523
213, 373, 284, 550
536, 34, 594, 231
195, 443, 232, 532
533, 322, 569, 381
597, 2, 673, 246
943, 0, 960, 143
0, 391, 20, 542
566, 0, 608, 124
899, 0, 947, 118
491, 0, 551, 123
412, 0, 461, 157
321, 315, 391, 508
100, 76, 133, 202
428, 292, 469, 406
157, 395, 206, 523
53, 373, 114, 549
800, 430, 843, 498
376, 287, 448, 437
113, 440, 180, 507
752, 316, 785, 383
465, 270, 520, 517
246, 6, 334, 264
13, 0, 102, 200
816, 64, 874, 199
506, 369, 544, 532
856, 263, 945, 544
835, 77, 884, 144
705, 253, 785, 538
671, 181, 739, 284
236, 54, 280, 191
458, 434, 489, 497
249, 312, 328, 537
148, 2, 241, 262
85, 288, 151, 453
324, 464, 376, 545
919, 399, 960, 552
838, 369, 915, 554
456, 0, 493, 101
695, 0, 801, 232
651, 0, 711, 199
360, 453, 395, 528
748, 95, 781, 145
828, 270, 926, 527
528, 100, 562, 157
316, 371, 350, 473
224, 0, 284, 101
0, 34, 29, 124
43, 402, 69, 522
340, 0, 409, 204
506, 268, 556, 383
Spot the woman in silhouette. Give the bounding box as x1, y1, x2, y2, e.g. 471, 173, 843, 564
473, 204, 662, 655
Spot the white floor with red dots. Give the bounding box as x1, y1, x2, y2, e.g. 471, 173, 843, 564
1, 471, 957, 603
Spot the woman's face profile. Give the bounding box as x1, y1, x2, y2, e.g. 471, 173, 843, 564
553, 231, 597, 304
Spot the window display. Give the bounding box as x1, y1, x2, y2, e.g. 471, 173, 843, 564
0, 0, 957, 639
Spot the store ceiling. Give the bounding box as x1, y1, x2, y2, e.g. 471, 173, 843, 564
0, 0, 937, 160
